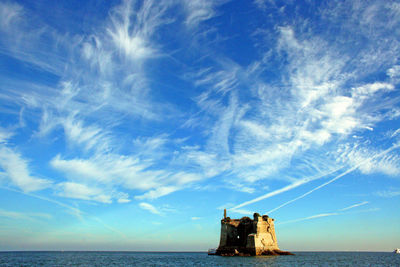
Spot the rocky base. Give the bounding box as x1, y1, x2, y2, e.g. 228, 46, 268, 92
216, 248, 294, 256
259, 249, 294, 256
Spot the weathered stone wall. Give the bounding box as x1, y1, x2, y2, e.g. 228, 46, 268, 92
251, 216, 279, 254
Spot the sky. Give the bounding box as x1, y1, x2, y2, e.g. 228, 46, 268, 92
0, 0, 400, 252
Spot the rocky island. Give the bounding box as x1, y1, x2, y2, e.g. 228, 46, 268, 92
215, 210, 293, 256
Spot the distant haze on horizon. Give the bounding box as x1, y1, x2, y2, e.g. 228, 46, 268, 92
0, 0, 399, 252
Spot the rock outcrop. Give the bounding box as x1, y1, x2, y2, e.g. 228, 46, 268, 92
215, 210, 293, 256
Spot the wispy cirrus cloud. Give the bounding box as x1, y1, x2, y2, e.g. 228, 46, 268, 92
263, 143, 400, 214
0, 0, 194, 203
56, 182, 114, 204
107, 0, 170, 61
0, 1, 70, 76
336, 143, 400, 176
0, 1, 22, 30
51, 153, 155, 202
188, 1, 400, 211
3, 0, 176, 137
182, 0, 223, 27
0, 127, 13, 143
0, 208, 52, 221
1, 0, 400, 211
139, 202, 162, 215
0, 145, 51, 192
374, 188, 400, 198
187, 23, 400, 193
50, 134, 205, 202
135, 186, 180, 200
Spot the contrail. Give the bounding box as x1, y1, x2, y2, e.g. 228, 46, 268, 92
339, 201, 368, 211
0, 185, 84, 219
267, 166, 358, 214
231, 142, 400, 212
0, 185, 126, 238
231, 166, 345, 210
278, 212, 339, 225
268, 143, 400, 214
278, 207, 379, 225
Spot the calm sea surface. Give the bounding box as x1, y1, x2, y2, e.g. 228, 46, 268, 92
0, 251, 399, 266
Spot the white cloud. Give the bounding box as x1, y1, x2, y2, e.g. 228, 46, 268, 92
321, 96, 357, 135
50, 151, 165, 190
387, 65, 400, 79
278, 26, 302, 51
57, 182, 112, 204
51, 151, 184, 203
51, 155, 115, 184
375, 189, 400, 198
135, 186, 180, 200
204, 20, 400, 200
0, 146, 51, 192
184, 26, 358, 190
0, 1, 23, 31
177, 149, 226, 178
194, 63, 240, 96
0, 2, 68, 76
253, 0, 275, 11
139, 202, 162, 215
116, 192, 131, 203
107, 0, 169, 60
239, 121, 271, 140
0, 127, 13, 143
337, 143, 400, 176
62, 116, 111, 152
229, 209, 254, 216
15, 0, 175, 144
183, 0, 218, 27
352, 82, 394, 97
51, 145, 207, 201
237, 186, 255, 194
191, 217, 202, 220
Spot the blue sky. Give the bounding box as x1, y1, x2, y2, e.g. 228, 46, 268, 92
0, 0, 400, 251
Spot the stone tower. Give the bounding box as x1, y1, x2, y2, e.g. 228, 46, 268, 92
215, 210, 292, 256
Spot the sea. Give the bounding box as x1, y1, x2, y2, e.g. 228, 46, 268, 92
0, 251, 399, 266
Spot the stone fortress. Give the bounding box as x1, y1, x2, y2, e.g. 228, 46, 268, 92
215, 209, 293, 256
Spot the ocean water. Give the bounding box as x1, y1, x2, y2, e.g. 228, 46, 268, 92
0, 251, 399, 266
